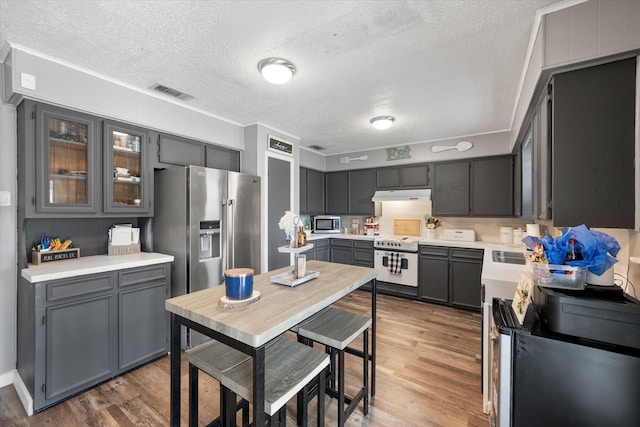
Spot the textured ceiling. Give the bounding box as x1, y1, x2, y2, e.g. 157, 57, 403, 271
0, 0, 563, 155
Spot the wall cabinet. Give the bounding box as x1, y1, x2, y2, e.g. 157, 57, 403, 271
155, 133, 240, 172
348, 169, 375, 215
432, 161, 470, 216
418, 245, 482, 311
323, 169, 375, 215
471, 156, 514, 216
104, 121, 151, 214
325, 171, 348, 214
376, 164, 430, 189
18, 100, 153, 217
432, 156, 514, 217
549, 58, 635, 228
18, 263, 170, 412
300, 167, 325, 215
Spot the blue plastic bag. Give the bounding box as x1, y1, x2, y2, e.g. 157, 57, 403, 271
522, 224, 619, 276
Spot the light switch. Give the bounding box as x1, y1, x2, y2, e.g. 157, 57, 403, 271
20, 72, 36, 90
0, 190, 11, 206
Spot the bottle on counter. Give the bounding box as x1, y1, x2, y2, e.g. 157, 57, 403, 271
565, 238, 582, 262
297, 226, 307, 248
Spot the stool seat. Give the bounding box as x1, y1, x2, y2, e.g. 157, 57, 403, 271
296, 307, 372, 427
220, 336, 330, 416
298, 308, 372, 350
186, 340, 251, 379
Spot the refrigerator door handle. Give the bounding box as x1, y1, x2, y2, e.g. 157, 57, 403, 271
228, 198, 235, 269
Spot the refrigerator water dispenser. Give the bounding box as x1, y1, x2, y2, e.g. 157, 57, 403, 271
199, 220, 221, 260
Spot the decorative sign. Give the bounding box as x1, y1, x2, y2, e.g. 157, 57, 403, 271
386, 146, 411, 161
268, 136, 293, 156
32, 248, 80, 265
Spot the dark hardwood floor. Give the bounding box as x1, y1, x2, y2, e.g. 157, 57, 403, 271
0, 291, 488, 426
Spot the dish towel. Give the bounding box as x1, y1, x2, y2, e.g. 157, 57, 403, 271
388, 253, 402, 275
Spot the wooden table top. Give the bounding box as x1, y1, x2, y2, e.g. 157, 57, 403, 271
165, 261, 377, 347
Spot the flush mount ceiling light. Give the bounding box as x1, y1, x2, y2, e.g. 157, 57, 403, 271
370, 116, 395, 130
258, 58, 296, 84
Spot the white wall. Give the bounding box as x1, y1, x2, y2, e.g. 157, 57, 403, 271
299, 147, 326, 171
4, 44, 244, 150
324, 131, 512, 172
0, 102, 17, 387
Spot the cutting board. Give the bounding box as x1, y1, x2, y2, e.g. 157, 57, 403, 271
393, 218, 420, 236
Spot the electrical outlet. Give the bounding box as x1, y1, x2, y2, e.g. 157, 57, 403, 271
0, 190, 11, 206
20, 72, 36, 90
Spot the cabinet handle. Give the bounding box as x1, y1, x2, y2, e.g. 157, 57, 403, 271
41, 315, 46, 325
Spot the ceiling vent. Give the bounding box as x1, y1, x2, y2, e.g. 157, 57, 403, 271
149, 83, 194, 101
308, 145, 325, 151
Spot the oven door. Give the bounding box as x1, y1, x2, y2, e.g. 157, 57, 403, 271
374, 250, 418, 287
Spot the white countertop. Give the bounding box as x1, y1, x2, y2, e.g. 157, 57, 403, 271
22, 252, 175, 283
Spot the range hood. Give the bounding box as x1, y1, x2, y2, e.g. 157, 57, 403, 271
371, 189, 431, 202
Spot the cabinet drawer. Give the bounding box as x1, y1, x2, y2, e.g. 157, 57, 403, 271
119, 264, 168, 287
331, 239, 353, 248
419, 245, 449, 257
354, 249, 373, 263
46, 274, 114, 303
450, 248, 483, 260
354, 240, 373, 249
313, 239, 330, 248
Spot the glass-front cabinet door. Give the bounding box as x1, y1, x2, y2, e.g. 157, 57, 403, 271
104, 121, 149, 213
36, 105, 98, 213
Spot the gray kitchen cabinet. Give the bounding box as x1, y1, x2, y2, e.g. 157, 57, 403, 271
432, 156, 514, 217
471, 156, 514, 217
550, 58, 635, 228
103, 120, 152, 215
18, 101, 100, 217
348, 169, 375, 215
17, 263, 170, 412
305, 239, 330, 262
18, 100, 155, 218
117, 264, 169, 371
432, 161, 470, 216
300, 167, 308, 214
353, 240, 374, 267
205, 144, 240, 172
449, 248, 483, 310
153, 132, 240, 172
418, 245, 449, 303
325, 171, 348, 214
300, 167, 326, 215
418, 245, 482, 311
157, 133, 206, 167
330, 238, 353, 265
375, 164, 430, 189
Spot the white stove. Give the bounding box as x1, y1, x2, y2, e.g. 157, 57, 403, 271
373, 235, 419, 253
373, 236, 420, 287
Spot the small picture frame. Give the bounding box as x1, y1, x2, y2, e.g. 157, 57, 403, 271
512, 273, 534, 325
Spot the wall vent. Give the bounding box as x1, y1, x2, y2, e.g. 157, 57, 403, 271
149, 83, 194, 101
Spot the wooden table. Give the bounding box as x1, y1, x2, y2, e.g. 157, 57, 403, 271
166, 260, 378, 426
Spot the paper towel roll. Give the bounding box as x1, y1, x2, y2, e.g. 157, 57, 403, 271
526, 223, 540, 237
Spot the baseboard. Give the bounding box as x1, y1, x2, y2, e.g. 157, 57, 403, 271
12, 371, 33, 416
0, 369, 13, 388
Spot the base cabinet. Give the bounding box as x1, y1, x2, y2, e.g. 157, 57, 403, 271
18, 263, 170, 412
419, 245, 482, 311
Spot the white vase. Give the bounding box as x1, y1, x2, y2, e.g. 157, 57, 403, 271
427, 229, 436, 239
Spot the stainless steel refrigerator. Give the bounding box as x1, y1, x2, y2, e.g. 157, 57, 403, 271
153, 165, 261, 347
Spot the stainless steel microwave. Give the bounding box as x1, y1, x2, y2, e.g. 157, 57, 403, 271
313, 215, 341, 234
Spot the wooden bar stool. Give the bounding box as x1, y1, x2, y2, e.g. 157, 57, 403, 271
297, 307, 372, 427
186, 340, 251, 427
188, 336, 329, 427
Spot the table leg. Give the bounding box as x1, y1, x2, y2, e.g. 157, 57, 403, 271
253, 345, 266, 426
170, 313, 181, 427
371, 278, 377, 397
